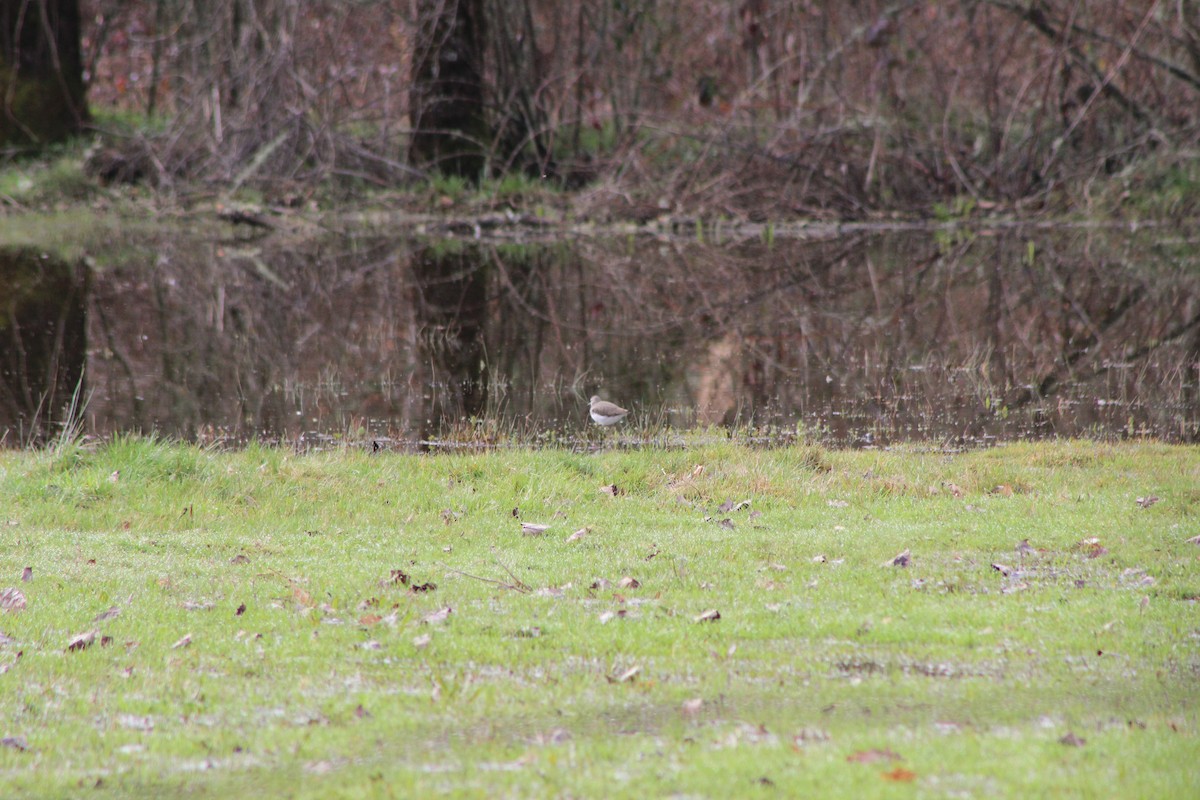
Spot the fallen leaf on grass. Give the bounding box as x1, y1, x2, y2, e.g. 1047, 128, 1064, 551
847, 748, 901, 764
881, 767, 917, 782
1074, 537, 1107, 558
421, 607, 452, 626
1059, 732, 1086, 746
694, 609, 721, 623
885, 550, 911, 567
171, 634, 192, 649
1135, 496, 1160, 509
611, 665, 640, 683
0, 588, 27, 612
117, 715, 154, 732
92, 606, 121, 622
66, 630, 100, 651
566, 527, 590, 542
359, 614, 382, 626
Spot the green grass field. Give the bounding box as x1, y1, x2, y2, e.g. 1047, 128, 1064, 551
1, 437, 1197, 798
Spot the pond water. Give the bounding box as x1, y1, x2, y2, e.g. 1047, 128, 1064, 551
2, 220, 1198, 448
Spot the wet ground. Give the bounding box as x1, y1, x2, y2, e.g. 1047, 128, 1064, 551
3, 219, 1198, 448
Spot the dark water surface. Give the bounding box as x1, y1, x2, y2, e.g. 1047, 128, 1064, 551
3, 221, 1198, 448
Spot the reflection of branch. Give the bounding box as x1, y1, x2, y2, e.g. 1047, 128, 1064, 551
1008, 285, 1146, 407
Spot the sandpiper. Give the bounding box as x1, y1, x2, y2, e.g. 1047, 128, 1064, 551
589, 395, 629, 427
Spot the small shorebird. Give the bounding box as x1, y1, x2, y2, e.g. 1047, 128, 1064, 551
589, 395, 629, 427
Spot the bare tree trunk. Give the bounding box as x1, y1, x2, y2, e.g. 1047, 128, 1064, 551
0, 0, 89, 147
410, 0, 489, 179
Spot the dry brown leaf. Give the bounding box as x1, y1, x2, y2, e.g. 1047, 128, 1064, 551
847, 748, 901, 764
171, 634, 192, 649
694, 609, 721, 623
66, 633, 103, 652
359, 614, 382, 626
92, 606, 121, 622
614, 665, 640, 683
881, 767, 917, 782
0, 588, 27, 612
421, 606, 452, 625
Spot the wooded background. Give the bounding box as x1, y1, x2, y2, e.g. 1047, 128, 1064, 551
9, 1, 1200, 215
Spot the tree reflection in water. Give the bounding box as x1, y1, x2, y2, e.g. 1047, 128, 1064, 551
2, 225, 1197, 447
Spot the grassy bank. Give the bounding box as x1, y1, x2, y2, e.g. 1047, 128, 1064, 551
0, 438, 1197, 798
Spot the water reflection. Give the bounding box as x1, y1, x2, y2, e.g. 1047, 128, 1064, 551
0, 249, 88, 445
1, 224, 1197, 447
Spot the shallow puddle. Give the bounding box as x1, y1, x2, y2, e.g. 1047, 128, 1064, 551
3, 222, 1198, 447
